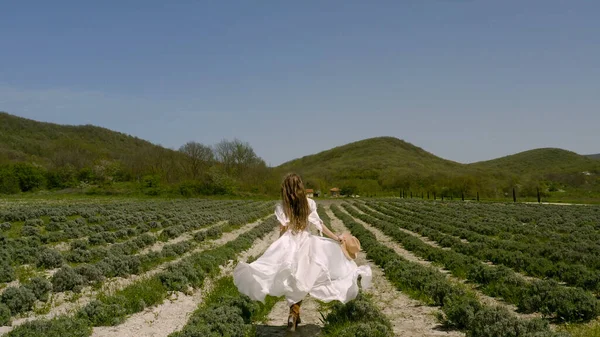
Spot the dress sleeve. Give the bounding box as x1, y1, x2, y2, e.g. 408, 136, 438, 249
307, 199, 324, 236
274, 203, 289, 226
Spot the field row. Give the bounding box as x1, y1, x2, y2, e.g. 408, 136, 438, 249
0, 199, 274, 327
331, 204, 568, 337
3, 201, 395, 337
344, 202, 598, 323
362, 199, 600, 291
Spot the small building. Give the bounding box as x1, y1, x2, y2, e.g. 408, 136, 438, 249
330, 187, 341, 198
306, 189, 314, 198
314, 190, 321, 198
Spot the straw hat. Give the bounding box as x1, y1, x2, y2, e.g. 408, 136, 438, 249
339, 233, 361, 260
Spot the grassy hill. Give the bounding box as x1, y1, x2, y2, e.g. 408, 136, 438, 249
0, 112, 276, 196
277, 137, 485, 195
468, 148, 600, 174
0, 111, 181, 167
1, 112, 598, 199
277, 137, 600, 198
587, 154, 600, 160
278, 137, 462, 178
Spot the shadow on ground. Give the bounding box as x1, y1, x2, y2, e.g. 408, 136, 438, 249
255, 324, 321, 337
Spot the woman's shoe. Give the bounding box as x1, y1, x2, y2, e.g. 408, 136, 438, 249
288, 303, 301, 331
287, 313, 298, 331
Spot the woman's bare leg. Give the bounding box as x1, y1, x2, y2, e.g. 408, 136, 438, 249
288, 300, 303, 330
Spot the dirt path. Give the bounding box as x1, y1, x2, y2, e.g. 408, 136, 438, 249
91, 226, 281, 337
351, 203, 449, 249
137, 221, 227, 255
256, 298, 322, 337
326, 206, 464, 337
356, 203, 539, 283
336, 205, 540, 321
0, 217, 268, 336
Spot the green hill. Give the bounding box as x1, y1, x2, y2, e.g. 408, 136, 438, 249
0, 112, 276, 196
587, 154, 600, 160
278, 137, 461, 176
0, 112, 191, 194
277, 138, 600, 198
468, 148, 600, 174
276, 137, 482, 194
0, 111, 181, 167
1, 112, 598, 199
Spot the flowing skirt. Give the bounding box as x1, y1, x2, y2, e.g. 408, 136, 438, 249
233, 230, 372, 305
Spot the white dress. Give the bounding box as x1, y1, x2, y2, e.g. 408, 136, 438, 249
233, 198, 372, 306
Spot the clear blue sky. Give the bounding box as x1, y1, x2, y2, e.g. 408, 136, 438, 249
1, 1, 599, 165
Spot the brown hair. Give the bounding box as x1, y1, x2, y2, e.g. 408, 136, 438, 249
281, 173, 310, 234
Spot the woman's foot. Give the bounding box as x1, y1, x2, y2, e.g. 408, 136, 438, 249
287, 314, 297, 331
288, 302, 302, 331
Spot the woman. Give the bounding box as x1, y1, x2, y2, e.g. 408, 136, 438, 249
233, 173, 371, 331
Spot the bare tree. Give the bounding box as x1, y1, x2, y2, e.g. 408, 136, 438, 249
179, 141, 214, 179
213, 138, 262, 174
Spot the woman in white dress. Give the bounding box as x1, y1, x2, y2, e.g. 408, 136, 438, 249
233, 173, 371, 331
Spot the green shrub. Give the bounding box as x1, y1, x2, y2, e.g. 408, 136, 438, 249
1, 286, 37, 314
74, 264, 104, 284
321, 293, 393, 337
45, 222, 66, 231
0, 166, 20, 194
12, 163, 46, 192
161, 241, 193, 258
0, 262, 15, 282
159, 262, 204, 292
193, 230, 207, 242
0, 303, 11, 326
336, 322, 393, 337
170, 296, 256, 337
88, 232, 116, 245
21, 226, 40, 237
24, 277, 52, 302
71, 239, 88, 250
172, 305, 248, 337
65, 249, 93, 263
51, 266, 84, 292
76, 300, 127, 326
205, 227, 222, 239
467, 306, 567, 337
36, 248, 63, 269
5, 316, 91, 337
24, 219, 44, 227
160, 225, 185, 241
441, 293, 482, 329
100, 254, 140, 277
88, 277, 167, 326
520, 280, 599, 322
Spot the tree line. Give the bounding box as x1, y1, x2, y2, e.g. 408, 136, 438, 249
1, 138, 598, 199
0, 139, 280, 196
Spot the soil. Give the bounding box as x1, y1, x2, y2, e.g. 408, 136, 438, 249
91, 226, 282, 337
0, 217, 268, 336
338, 204, 541, 321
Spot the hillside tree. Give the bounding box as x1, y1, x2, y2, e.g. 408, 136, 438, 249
213, 139, 262, 174
179, 141, 214, 179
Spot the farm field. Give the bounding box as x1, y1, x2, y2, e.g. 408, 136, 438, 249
1, 198, 599, 336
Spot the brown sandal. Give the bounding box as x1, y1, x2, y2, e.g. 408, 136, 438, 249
288, 301, 302, 331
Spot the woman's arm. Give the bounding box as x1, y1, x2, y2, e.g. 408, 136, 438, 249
320, 223, 342, 243
279, 224, 287, 237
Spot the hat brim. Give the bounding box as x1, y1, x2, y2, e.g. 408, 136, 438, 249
341, 236, 360, 260
342, 248, 358, 260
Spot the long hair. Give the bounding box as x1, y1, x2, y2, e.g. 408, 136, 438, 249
281, 173, 310, 234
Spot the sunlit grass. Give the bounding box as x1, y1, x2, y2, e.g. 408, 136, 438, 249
559, 320, 600, 337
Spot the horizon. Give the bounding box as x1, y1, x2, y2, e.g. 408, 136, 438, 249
3, 111, 598, 166
1, 1, 599, 165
